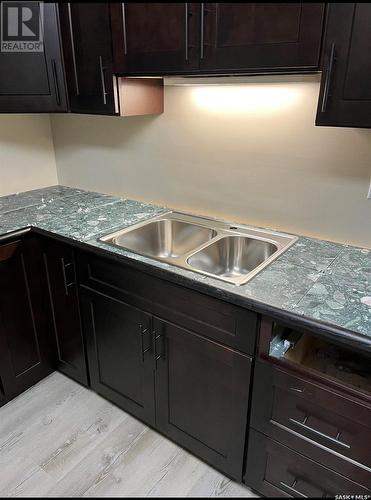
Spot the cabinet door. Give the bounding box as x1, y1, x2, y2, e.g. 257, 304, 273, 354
200, 3, 325, 73
0, 3, 67, 112
155, 318, 252, 480
112, 3, 200, 75
59, 3, 116, 115
0, 238, 54, 400
81, 288, 155, 425
43, 240, 88, 386
316, 3, 371, 128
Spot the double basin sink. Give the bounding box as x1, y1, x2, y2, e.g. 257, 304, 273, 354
99, 212, 298, 286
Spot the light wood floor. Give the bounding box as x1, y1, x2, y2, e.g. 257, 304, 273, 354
0, 372, 257, 497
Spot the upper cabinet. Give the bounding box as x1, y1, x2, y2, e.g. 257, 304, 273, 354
200, 3, 325, 73
0, 2, 67, 113
59, 2, 164, 116
111, 2, 325, 76
316, 3, 371, 128
111, 2, 200, 74
59, 2, 116, 115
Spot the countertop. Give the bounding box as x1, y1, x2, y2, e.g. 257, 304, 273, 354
0, 186, 370, 346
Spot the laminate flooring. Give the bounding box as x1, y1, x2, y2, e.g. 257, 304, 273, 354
0, 373, 258, 497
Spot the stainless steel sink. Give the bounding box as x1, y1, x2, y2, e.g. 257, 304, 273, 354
109, 219, 217, 259
187, 236, 278, 279
99, 212, 298, 286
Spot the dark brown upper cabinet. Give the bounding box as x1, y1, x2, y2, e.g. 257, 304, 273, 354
111, 3, 325, 76
200, 3, 325, 74
111, 2, 200, 74
59, 2, 116, 115
59, 3, 164, 116
0, 2, 67, 113
316, 3, 371, 128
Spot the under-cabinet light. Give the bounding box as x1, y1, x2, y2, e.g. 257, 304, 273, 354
190, 85, 301, 114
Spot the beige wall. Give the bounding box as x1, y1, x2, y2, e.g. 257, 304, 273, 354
51, 75, 371, 248
0, 115, 57, 196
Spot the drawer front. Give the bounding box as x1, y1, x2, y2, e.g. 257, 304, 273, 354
245, 429, 370, 497
78, 251, 257, 354
251, 361, 371, 487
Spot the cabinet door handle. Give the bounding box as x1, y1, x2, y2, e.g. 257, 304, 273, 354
99, 56, 109, 105
280, 479, 308, 498
153, 329, 165, 369
185, 3, 189, 61
289, 417, 350, 449
200, 3, 205, 60
0, 377, 5, 400
200, 3, 212, 60
320, 42, 336, 113
139, 324, 151, 363
67, 3, 79, 95
51, 59, 61, 106
61, 258, 75, 296
122, 3, 128, 55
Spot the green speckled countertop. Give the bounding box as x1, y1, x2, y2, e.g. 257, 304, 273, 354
0, 186, 370, 340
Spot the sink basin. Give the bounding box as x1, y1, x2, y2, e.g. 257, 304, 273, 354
99, 211, 298, 286
187, 236, 278, 279
107, 219, 217, 258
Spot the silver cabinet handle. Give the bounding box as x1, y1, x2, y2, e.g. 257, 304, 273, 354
61, 258, 75, 296
122, 3, 127, 55
185, 3, 188, 61
67, 3, 79, 95
321, 42, 336, 113
51, 59, 61, 106
289, 417, 350, 449
200, 3, 205, 60
280, 479, 308, 498
139, 324, 151, 363
153, 329, 165, 369
99, 56, 109, 105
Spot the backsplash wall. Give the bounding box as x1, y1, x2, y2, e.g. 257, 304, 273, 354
51, 75, 371, 248
0, 115, 57, 196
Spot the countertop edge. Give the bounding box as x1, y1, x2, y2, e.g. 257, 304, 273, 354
4, 224, 366, 354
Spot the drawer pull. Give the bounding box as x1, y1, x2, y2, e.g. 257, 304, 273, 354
290, 387, 304, 393
289, 417, 350, 449
280, 479, 307, 498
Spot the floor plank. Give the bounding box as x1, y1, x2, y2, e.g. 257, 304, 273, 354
0, 373, 257, 498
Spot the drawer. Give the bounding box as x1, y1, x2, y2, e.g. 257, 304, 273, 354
78, 251, 257, 355
245, 429, 370, 497
250, 361, 371, 488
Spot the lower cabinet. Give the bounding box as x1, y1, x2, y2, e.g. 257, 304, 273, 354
0, 237, 55, 402
155, 318, 252, 480
245, 316, 371, 496
80, 284, 253, 480
81, 288, 155, 426
43, 240, 88, 385
246, 429, 370, 497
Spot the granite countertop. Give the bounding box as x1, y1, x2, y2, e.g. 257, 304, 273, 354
0, 185, 370, 342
